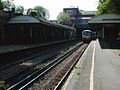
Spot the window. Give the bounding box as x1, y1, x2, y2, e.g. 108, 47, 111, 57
66, 10, 73, 16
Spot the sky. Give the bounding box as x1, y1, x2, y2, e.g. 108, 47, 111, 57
12, 0, 99, 20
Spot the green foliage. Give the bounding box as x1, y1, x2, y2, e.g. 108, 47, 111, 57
15, 5, 24, 13
57, 12, 70, 23
0, 0, 4, 9
96, 0, 120, 15
27, 6, 50, 20
34, 6, 50, 20
27, 8, 38, 17
0, 81, 5, 90
111, 0, 120, 13
0, 0, 24, 14
2, 0, 14, 10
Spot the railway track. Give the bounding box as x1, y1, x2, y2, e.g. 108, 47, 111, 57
5, 42, 86, 90
0, 40, 77, 72
0, 43, 67, 71
0, 45, 70, 87
2, 50, 60, 87
0, 39, 76, 69
0, 46, 61, 79
0, 41, 80, 89
27, 43, 88, 90
54, 44, 88, 90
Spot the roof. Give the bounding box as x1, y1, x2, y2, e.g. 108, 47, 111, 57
8, 15, 40, 24
82, 30, 92, 32
63, 7, 79, 10
7, 15, 75, 31
40, 19, 75, 31
88, 14, 120, 24
81, 11, 96, 15
82, 17, 92, 20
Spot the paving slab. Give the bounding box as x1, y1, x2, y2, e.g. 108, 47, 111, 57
61, 39, 120, 90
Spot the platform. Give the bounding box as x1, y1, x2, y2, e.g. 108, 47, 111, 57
61, 39, 120, 90
0, 39, 75, 54
0, 44, 35, 54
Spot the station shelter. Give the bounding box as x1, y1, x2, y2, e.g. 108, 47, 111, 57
88, 14, 120, 48
7, 15, 41, 44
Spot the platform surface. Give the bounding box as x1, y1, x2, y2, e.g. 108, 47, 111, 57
61, 39, 120, 90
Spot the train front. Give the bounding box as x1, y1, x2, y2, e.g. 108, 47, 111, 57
82, 30, 92, 43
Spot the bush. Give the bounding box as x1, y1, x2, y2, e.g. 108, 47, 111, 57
0, 81, 5, 90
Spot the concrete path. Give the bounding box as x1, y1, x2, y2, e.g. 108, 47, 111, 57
61, 39, 120, 90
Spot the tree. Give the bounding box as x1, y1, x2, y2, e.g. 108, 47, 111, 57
0, 0, 4, 9
2, 0, 14, 10
34, 6, 50, 20
96, 0, 120, 15
27, 8, 38, 17
0, 0, 24, 13
57, 12, 70, 23
27, 6, 50, 20
15, 5, 24, 13
111, 0, 120, 13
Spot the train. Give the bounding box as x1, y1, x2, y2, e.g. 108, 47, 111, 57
82, 30, 93, 43
3, 15, 76, 44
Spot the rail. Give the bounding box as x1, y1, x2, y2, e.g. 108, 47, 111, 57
7, 42, 83, 90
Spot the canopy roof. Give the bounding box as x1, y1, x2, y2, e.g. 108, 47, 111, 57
7, 15, 75, 31
8, 15, 40, 23
40, 19, 75, 30
88, 14, 120, 24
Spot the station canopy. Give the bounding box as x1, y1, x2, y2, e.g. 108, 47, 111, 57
88, 14, 120, 24
8, 15, 40, 24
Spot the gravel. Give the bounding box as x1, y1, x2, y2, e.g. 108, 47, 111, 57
28, 45, 85, 90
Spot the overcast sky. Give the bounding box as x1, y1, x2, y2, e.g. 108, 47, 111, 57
12, 0, 98, 20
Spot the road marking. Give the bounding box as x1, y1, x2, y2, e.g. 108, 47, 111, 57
89, 43, 96, 90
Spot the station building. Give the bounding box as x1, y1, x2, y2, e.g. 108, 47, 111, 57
63, 7, 96, 39
88, 14, 120, 48
81, 11, 96, 22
